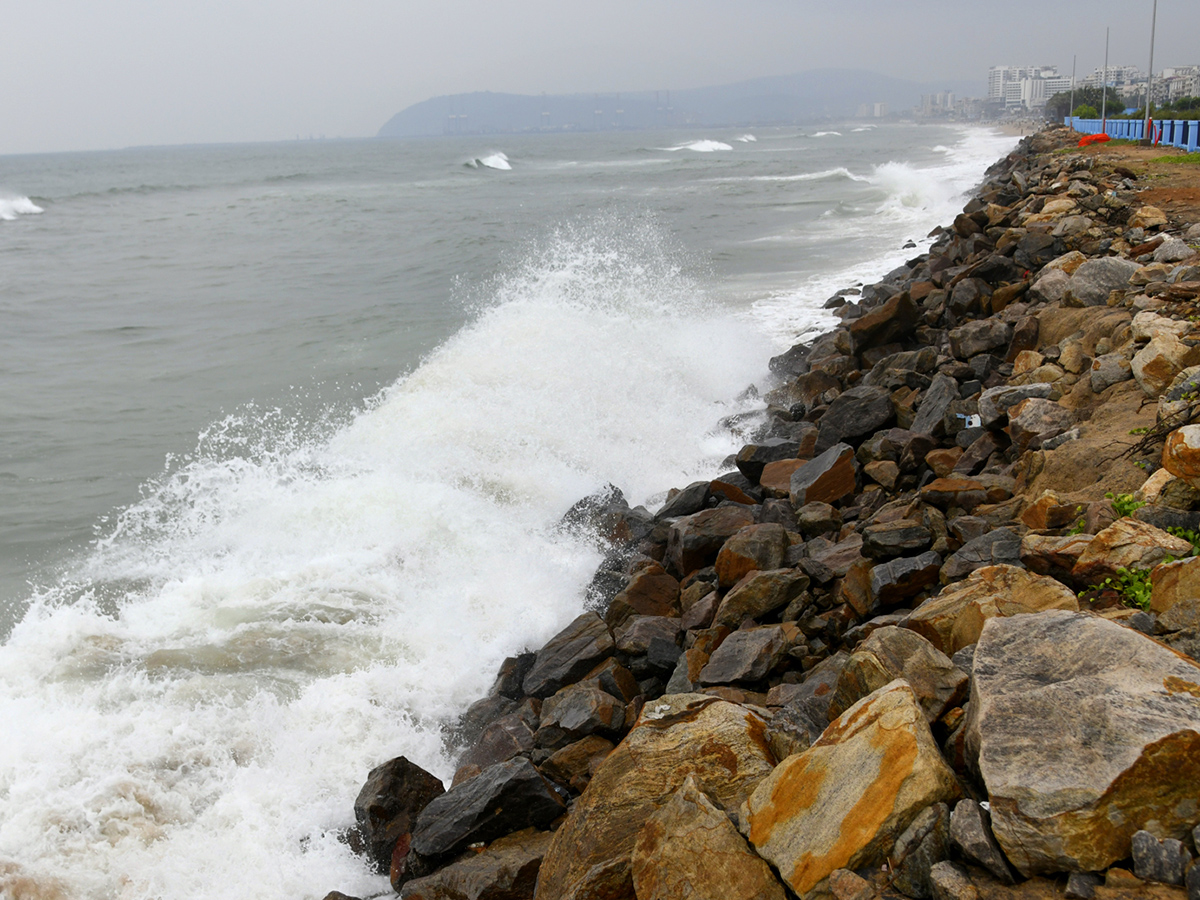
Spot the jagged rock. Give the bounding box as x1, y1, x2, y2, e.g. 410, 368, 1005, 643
715, 524, 789, 588
1006, 398, 1074, 454
940, 529, 1022, 582
1064, 872, 1102, 900
1091, 353, 1134, 393
1066, 257, 1141, 306
1133, 311, 1191, 342
1070, 518, 1193, 584
870, 552, 943, 607
911, 375, 961, 437
919, 478, 987, 512
928, 861, 977, 900
1020, 491, 1086, 531
355, 757, 447, 873
459, 710, 538, 772
535, 684, 625, 749
1020, 533, 1092, 582
964, 609, 1200, 875
1164, 425, 1200, 488
891, 802, 951, 900
714, 569, 810, 629
1031, 267, 1071, 304
631, 775, 786, 900
862, 520, 933, 560
829, 869, 875, 900
949, 278, 992, 318
1130, 206, 1168, 230
1133, 333, 1200, 398
796, 501, 843, 537
577, 658, 641, 703
400, 829, 552, 900
903, 564, 1078, 655
540, 735, 614, 791
737, 438, 803, 484
699, 626, 789, 685
656, 481, 711, 520
1154, 237, 1194, 263
522, 612, 615, 699
850, 291, 919, 352
534, 693, 776, 900
412, 758, 565, 861
949, 800, 1015, 884
816, 386, 895, 453
665, 506, 758, 579
949, 320, 1013, 361
605, 562, 679, 630
802, 534, 865, 583
791, 444, 857, 507
977, 383, 1053, 429
742, 680, 960, 900
864, 460, 900, 490
1131, 830, 1192, 886
828, 626, 967, 723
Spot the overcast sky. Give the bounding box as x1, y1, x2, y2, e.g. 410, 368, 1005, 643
3, 0, 1198, 156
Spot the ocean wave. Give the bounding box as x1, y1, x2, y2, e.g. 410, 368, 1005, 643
744, 166, 870, 184
0, 195, 44, 221
735, 134, 757, 143
660, 140, 733, 152
465, 152, 512, 170
812, 131, 842, 137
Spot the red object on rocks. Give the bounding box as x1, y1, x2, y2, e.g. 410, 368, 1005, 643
1077, 133, 1111, 147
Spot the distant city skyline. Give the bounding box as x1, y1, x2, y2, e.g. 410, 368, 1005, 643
2, 0, 1199, 156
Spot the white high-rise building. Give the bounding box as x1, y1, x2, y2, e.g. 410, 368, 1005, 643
989, 66, 1067, 109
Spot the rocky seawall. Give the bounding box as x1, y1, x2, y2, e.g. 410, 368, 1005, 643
327, 126, 1200, 900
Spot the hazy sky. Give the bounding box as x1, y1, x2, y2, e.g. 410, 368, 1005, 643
3, 0, 1199, 156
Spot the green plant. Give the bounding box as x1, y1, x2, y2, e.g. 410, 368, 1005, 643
1072, 104, 1100, 120
1097, 567, 1155, 611
1129, 426, 1149, 435
1166, 527, 1200, 556
1105, 491, 1146, 518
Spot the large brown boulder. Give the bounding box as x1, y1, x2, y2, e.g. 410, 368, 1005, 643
534, 693, 777, 900
522, 612, 615, 699
400, 828, 552, 900
715, 524, 790, 588
902, 565, 1078, 656
742, 680, 960, 899
354, 756, 446, 873
965, 610, 1200, 876
714, 568, 810, 629
1070, 519, 1193, 584
631, 775, 786, 900
665, 507, 758, 578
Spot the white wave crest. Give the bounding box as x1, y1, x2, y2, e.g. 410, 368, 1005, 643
466, 152, 511, 170
735, 134, 757, 142
661, 140, 733, 152
742, 166, 870, 184
812, 131, 842, 137
0, 195, 44, 221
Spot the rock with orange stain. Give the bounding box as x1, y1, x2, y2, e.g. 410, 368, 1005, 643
964, 610, 1200, 876
901, 565, 1078, 656
631, 775, 786, 900
533, 693, 777, 900
740, 679, 960, 900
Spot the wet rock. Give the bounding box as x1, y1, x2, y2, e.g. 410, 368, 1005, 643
534, 693, 776, 900
870, 552, 943, 607
1070, 518, 1193, 584
737, 438, 803, 484
604, 562, 680, 630
862, 520, 933, 560
655, 481, 711, 521
816, 386, 895, 454
400, 828, 552, 900
940, 529, 1022, 582
1131, 829, 1192, 886
539, 735, 614, 792
964, 609, 1200, 875
949, 800, 1015, 884
522, 612, 615, 699
742, 680, 960, 900
535, 684, 626, 749
903, 564, 1078, 655
699, 626, 789, 685
849, 291, 920, 353
790, 444, 857, 507
412, 758, 566, 861
828, 626, 967, 723
715, 523, 789, 588
631, 775, 786, 900
354, 756, 447, 873
665, 506, 758, 579
714, 569, 810, 629
459, 710, 538, 772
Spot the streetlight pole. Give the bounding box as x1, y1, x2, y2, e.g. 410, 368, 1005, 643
1070, 54, 1077, 127
1143, 0, 1159, 145
1101, 28, 1110, 127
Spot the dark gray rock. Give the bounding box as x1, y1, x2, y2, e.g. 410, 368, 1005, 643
912, 374, 962, 437
870, 551, 942, 606
1131, 829, 1192, 885
534, 684, 626, 749
354, 756, 446, 872
411, 758, 565, 860
736, 438, 802, 484
654, 480, 711, 521
862, 520, 934, 561
950, 799, 1015, 884
815, 385, 895, 453
697, 626, 788, 685
664, 506, 758, 578
949, 320, 1013, 361
458, 711, 537, 772
522, 612, 615, 699
892, 803, 951, 899
929, 860, 977, 900
1065, 872, 1103, 900
977, 383, 1053, 430
1067, 257, 1142, 306
941, 529, 1022, 582
1187, 860, 1200, 900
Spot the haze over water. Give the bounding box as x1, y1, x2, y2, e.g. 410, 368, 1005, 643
0, 124, 1015, 899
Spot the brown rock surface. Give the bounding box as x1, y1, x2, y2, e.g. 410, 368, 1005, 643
715, 524, 790, 588
400, 829, 552, 900
1070, 518, 1193, 584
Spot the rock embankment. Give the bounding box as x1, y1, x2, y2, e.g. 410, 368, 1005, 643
330, 126, 1200, 900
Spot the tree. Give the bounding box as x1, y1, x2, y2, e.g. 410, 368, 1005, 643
1046, 86, 1106, 121
1073, 104, 1100, 119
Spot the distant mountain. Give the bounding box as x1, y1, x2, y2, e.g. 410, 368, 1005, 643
377, 69, 984, 137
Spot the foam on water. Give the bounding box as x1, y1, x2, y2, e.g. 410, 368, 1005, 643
735, 134, 757, 142
812, 131, 842, 137
661, 140, 733, 152
0, 194, 43, 221
464, 152, 511, 170
0, 216, 772, 900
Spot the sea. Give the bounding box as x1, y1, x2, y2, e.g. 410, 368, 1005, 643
0, 122, 1017, 899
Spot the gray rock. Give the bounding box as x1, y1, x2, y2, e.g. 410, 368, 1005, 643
1065, 872, 1103, 900
815, 385, 895, 453
736, 438, 802, 484
535, 684, 626, 749
1187, 863, 1200, 900
949, 799, 1015, 884
1154, 237, 1195, 264
929, 861, 978, 900
941, 529, 1022, 582
912, 375, 962, 437
870, 551, 943, 606
977, 383, 1053, 429
892, 803, 951, 899
1131, 829, 1192, 885
411, 758, 565, 860
400, 829, 551, 900
862, 520, 934, 561
1031, 267, 1071, 304
522, 612, 615, 699
949, 320, 1013, 361
654, 480, 710, 521
1067, 257, 1142, 306
1091, 352, 1134, 393
698, 626, 788, 685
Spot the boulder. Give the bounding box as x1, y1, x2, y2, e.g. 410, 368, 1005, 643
828, 626, 968, 723
949, 320, 1013, 361
1070, 518, 1193, 584
540, 735, 615, 792
605, 563, 680, 630
742, 680, 960, 900
1091, 353, 1134, 393
919, 479, 987, 512
714, 569, 810, 629
1164, 425, 1200, 488
978, 384, 1053, 429
949, 800, 1015, 884
903, 565, 1078, 656
911, 375, 962, 437
1130, 206, 1168, 230
964, 610, 1200, 875
665, 506, 758, 578
796, 501, 843, 537
400, 828, 552, 900
1006, 398, 1073, 454
412, 759, 566, 861
816, 386, 895, 454
849, 291, 919, 353
862, 520, 934, 561
655, 481, 711, 520
715, 524, 789, 588
737, 438, 804, 483
1154, 237, 1194, 264
459, 711, 538, 772
1131, 830, 1192, 886
535, 684, 625, 749
699, 626, 789, 685
1031, 267, 1071, 304
1133, 334, 1200, 398
1020, 533, 1093, 582
534, 693, 776, 900
790, 444, 857, 507
1133, 312, 1191, 342
522, 613, 615, 699
631, 775, 787, 900
889, 801, 951, 900
354, 756, 447, 873
940, 529, 1022, 582
1066, 257, 1141, 306
870, 552, 943, 607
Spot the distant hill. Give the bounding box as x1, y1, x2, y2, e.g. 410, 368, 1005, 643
377, 69, 984, 137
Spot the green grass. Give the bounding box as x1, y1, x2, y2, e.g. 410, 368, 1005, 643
1148, 153, 1200, 165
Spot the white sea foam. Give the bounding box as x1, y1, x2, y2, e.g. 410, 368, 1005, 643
735, 134, 757, 142
812, 131, 842, 137
661, 140, 733, 152
465, 152, 511, 170
0, 216, 772, 900
726, 167, 871, 184
0, 195, 44, 221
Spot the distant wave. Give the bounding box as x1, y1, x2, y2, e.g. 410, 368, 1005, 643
812, 131, 842, 138
731, 167, 870, 184
661, 140, 733, 152
0, 195, 44, 221
735, 134, 757, 143
851, 126, 876, 132
465, 152, 512, 171
931, 145, 952, 153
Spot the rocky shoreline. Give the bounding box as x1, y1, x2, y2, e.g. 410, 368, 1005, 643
328, 126, 1200, 900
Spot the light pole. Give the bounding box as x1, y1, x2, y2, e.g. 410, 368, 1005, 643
1143, 0, 1159, 145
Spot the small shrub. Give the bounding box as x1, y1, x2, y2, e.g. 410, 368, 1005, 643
1106, 491, 1145, 518
1073, 104, 1100, 119
1166, 526, 1200, 556
1097, 567, 1155, 611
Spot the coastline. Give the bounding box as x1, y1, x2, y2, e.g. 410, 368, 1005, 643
332, 126, 1200, 900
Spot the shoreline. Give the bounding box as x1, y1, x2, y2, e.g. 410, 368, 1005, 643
331, 126, 1200, 900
